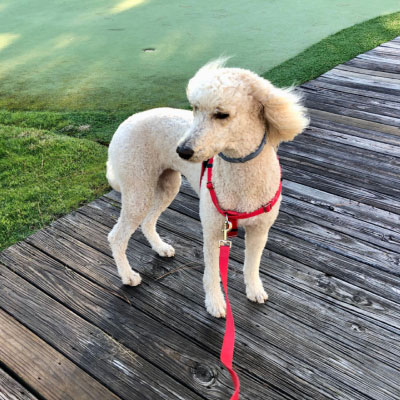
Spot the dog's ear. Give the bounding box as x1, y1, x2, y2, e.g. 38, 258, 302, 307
248, 74, 309, 148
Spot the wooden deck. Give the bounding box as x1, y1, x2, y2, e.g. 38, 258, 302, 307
1, 38, 400, 400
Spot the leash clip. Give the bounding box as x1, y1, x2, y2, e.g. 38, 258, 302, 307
219, 215, 232, 248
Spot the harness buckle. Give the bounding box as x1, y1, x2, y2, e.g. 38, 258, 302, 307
206, 182, 214, 190
219, 215, 232, 248
263, 204, 271, 213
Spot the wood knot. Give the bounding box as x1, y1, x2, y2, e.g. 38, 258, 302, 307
191, 363, 216, 386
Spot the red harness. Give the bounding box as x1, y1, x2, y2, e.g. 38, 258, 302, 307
200, 157, 282, 236
200, 156, 282, 399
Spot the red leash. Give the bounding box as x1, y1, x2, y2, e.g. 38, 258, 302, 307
200, 156, 282, 399
219, 226, 240, 399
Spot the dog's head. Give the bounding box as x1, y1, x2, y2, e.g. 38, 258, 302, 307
176, 59, 309, 162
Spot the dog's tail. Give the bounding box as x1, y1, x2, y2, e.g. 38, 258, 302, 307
106, 160, 121, 192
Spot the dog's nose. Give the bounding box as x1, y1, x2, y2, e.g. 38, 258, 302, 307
176, 145, 194, 160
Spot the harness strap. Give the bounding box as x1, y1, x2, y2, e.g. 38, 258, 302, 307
200, 156, 282, 237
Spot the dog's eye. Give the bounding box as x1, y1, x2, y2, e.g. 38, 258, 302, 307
214, 112, 229, 120
192, 105, 198, 112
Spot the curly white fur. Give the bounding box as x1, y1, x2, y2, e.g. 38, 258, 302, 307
107, 60, 309, 318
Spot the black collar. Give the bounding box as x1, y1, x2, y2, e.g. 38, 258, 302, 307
218, 132, 267, 163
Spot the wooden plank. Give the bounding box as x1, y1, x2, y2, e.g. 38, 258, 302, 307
325, 67, 400, 86
0, 266, 203, 400
345, 58, 400, 75
301, 81, 400, 112
302, 90, 400, 122
318, 74, 400, 102
146, 183, 400, 279
30, 221, 400, 376
280, 141, 400, 191
302, 77, 400, 103
0, 309, 120, 400
282, 179, 400, 235
0, 245, 282, 400
306, 98, 400, 128
289, 135, 400, 178
308, 108, 400, 137
309, 116, 400, 147
89, 196, 400, 329
302, 128, 400, 158
358, 53, 400, 65
368, 46, 400, 57
22, 209, 400, 400
335, 64, 400, 81
380, 41, 400, 50
281, 188, 400, 255
280, 155, 400, 214
0, 368, 38, 400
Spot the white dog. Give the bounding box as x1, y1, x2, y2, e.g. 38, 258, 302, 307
106, 59, 308, 318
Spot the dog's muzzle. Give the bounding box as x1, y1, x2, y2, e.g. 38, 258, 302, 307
176, 145, 194, 160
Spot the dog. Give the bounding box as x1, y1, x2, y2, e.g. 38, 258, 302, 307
106, 59, 309, 318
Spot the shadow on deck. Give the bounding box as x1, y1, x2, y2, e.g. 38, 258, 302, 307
1, 38, 400, 400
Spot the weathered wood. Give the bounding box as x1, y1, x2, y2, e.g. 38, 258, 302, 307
303, 91, 400, 122
0, 309, 120, 400
359, 52, 400, 65
0, 368, 38, 400
282, 180, 400, 237
300, 83, 400, 115
19, 221, 341, 400
0, 250, 236, 400
279, 150, 400, 200
291, 134, 400, 175
345, 58, 400, 75
308, 116, 400, 147
302, 77, 400, 103
308, 108, 400, 137
335, 64, 400, 81
301, 128, 400, 158
325, 67, 400, 87
104, 188, 400, 307
82, 194, 400, 332
279, 159, 400, 215
0, 264, 206, 400
30, 221, 400, 376
25, 209, 400, 400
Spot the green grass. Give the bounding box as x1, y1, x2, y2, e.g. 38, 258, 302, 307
1, 11, 400, 250
0, 110, 131, 145
264, 11, 400, 86
0, 125, 108, 250
2, 0, 400, 112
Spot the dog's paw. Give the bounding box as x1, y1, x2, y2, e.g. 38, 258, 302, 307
246, 286, 269, 304
121, 270, 142, 286
155, 242, 175, 258
205, 295, 226, 318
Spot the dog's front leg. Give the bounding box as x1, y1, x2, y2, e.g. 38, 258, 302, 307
202, 221, 227, 318
243, 223, 270, 303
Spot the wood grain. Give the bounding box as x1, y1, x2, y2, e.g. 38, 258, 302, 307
0, 309, 120, 400
0, 368, 38, 400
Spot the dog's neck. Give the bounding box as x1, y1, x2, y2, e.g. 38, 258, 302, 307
220, 127, 266, 159
211, 141, 281, 213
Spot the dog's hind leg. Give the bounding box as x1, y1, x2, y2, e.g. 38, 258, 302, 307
108, 186, 154, 286
243, 223, 270, 303
141, 169, 181, 257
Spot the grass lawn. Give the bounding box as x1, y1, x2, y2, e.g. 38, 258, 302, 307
1, 0, 400, 111
0, 125, 108, 250
1, 11, 400, 250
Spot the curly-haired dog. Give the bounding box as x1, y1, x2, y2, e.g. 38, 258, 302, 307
107, 59, 309, 318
